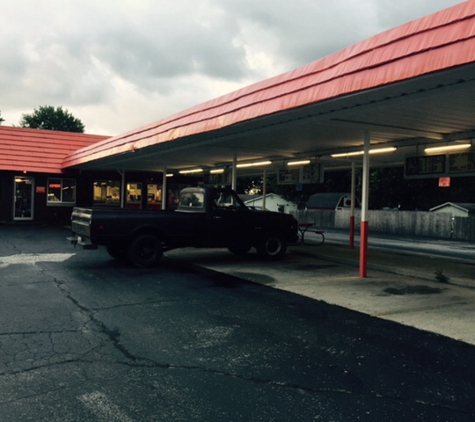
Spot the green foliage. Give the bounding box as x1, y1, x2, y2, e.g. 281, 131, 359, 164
19, 105, 85, 133
0, 110, 4, 124
324, 169, 357, 194
367, 167, 475, 210
369, 167, 406, 209
235, 176, 262, 195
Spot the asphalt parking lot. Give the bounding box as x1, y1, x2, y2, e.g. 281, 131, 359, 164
1, 223, 474, 348
165, 231, 475, 346
1, 224, 475, 421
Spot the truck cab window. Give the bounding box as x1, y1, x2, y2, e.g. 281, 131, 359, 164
212, 191, 242, 211
179, 192, 204, 208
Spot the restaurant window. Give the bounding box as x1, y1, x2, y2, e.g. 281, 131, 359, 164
147, 183, 162, 210
93, 180, 121, 205
47, 178, 76, 205
126, 183, 142, 209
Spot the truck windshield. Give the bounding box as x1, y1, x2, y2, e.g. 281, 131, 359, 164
178, 192, 205, 209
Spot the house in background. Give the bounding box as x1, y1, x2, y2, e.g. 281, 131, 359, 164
243, 193, 297, 214
429, 202, 475, 218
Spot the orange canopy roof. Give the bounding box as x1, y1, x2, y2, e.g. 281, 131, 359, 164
0, 126, 108, 174
63, 1, 475, 170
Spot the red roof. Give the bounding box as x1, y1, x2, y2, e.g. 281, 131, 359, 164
62, 1, 475, 168
0, 126, 109, 174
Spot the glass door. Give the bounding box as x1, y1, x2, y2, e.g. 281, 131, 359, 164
14, 176, 34, 220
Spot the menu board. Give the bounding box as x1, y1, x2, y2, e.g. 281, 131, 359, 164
278, 163, 322, 185
205, 170, 230, 185
405, 155, 446, 177
405, 151, 475, 178
302, 163, 322, 184
278, 168, 300, 184
448, 152, 475, 174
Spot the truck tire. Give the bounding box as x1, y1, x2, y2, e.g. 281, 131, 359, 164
256, 232, 287, 260
127, 234, 163, 268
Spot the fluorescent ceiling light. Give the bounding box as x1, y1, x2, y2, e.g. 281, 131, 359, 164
178, 168, 203, 174
166, 173, 174, 177
369, 147, 397, 155
287, 160, 311, 166
331, 147, 397, 158
331, 151, 364, 158
424, 144, 471, 154
210, 169, 225, 174
236, 160, 272, 168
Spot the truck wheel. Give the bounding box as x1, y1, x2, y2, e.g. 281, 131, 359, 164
227, 243, 252, 256
256, 232, 287, 260
128, 235, 163, 268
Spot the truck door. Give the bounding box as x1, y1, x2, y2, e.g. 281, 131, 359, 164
208, 191, 251, 246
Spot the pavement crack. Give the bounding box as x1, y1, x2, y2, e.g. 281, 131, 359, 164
97, 323, 143, 362
90, 299, 188, 312
32, 269, 145, 364
131, 363, 475, 417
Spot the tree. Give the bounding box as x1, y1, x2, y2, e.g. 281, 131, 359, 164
0, 110, 4, 124
19, 105, 85, 133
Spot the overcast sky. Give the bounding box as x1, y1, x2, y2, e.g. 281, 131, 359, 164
0, 0, 464, 136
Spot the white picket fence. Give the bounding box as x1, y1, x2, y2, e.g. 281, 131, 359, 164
291, 209, 475, 241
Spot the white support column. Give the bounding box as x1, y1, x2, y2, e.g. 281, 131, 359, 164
231, 153, 237, 190
360, 130, 371, 277
161, 168, 167, 210
119, 170, 126, 209
262, 169, 267, 210
350, 161, 356, 249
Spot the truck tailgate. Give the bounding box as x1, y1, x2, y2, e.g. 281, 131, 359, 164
71, 207, 92, 238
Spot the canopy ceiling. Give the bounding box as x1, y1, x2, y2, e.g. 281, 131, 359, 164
63, 1, 475, 175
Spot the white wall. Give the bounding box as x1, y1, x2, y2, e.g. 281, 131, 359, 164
245, 194, 298, 213
431, 206, 468, 218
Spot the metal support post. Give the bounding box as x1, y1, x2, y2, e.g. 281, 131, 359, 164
232, 153, 237, 190
262, 169, 267, 210
350, 161, 356, 249
119, 170, 126, 209
161, 168, 167, 210
360, 131, 370, 277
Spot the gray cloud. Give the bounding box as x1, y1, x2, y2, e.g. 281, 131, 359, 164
0, 0, 463, 134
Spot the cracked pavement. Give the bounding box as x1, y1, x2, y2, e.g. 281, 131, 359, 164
0, 225, 474, 421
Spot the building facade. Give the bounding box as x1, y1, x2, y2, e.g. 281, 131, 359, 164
0, 126, 197, 224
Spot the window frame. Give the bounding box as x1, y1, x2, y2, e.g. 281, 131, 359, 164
46, 177, 77, 206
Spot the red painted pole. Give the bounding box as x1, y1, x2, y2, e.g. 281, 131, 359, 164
359, 220, 368, 277
350, 216, 355, 249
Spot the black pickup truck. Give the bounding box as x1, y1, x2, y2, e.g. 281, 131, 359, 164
69, 186, 299, 267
